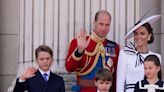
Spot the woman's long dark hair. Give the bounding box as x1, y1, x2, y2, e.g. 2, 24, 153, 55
142, 23, 154, 44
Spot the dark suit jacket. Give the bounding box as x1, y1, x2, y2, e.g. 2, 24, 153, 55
13, 70, 65, 92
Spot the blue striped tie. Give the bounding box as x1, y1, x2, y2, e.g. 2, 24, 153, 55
43, 73, 48, 82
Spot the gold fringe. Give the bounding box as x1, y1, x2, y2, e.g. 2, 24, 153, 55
76, 42, 106, 76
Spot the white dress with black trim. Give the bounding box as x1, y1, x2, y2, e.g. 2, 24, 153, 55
116, 42, 161, 92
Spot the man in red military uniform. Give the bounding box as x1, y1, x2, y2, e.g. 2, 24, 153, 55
65, 10, 119, 92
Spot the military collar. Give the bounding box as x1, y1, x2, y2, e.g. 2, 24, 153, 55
90, 31, 105, 43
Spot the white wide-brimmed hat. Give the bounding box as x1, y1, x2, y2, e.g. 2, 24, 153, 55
125, 15, 161, 39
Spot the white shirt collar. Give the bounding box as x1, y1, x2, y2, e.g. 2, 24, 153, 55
97, 90, 110, 92
39, 69, 50, 79
97, 90, 100, 92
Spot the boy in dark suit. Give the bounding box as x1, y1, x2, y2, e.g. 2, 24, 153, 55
13, 45, 65, 92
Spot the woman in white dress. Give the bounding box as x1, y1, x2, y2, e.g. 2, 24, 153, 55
116, 15, 161, 92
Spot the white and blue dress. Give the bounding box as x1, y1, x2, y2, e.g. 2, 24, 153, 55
116, 42, 161, 92
134, 79, 164, 92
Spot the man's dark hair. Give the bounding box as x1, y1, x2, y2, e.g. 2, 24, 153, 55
94, 10, 111, 21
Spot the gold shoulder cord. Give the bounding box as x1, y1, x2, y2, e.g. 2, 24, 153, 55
76, 41, 106, 76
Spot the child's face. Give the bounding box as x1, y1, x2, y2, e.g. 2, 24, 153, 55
144, 61, 160, 79
95, 80, 112, 92
36, 51, 53, 72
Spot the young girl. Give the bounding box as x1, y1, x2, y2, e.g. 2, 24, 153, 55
134, 55, 164, 92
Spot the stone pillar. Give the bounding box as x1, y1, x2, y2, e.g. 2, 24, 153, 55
161, 0, 164, 80
0, 0, 19, 92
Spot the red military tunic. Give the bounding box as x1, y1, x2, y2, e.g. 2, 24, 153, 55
65, 31, 119, 92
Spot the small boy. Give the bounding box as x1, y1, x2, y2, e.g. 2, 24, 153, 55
95, 69, 113, 92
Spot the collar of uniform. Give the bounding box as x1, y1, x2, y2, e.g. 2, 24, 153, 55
90, 31, 105, 43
